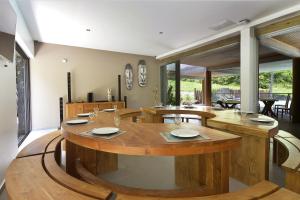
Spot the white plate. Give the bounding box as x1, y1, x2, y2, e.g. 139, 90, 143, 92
66, 119, 88, 125
153, 105, 164, 108
212, 107, 224, 110
184, 105, 195, 109
249, 118, 274, 123
92, 127, 119, 135
77, 113, 91, 117
102, 108, 116, 112
170, 128, 199, 138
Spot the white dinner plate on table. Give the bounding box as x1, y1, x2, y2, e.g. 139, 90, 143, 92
212, 107, 224, 110
153, 105, 164, 108
92, 127, 119, 135
77, 113, 91, 117
102, 108, 116, 112
170, 128, 199, 138
249, 118, 274, 123
183, 105, 195, 109
66, 119, 88, 125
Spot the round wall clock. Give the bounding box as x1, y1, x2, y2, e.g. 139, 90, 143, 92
138, 60, 147, 87
124, 63, 133, 90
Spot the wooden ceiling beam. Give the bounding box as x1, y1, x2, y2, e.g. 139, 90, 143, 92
206, 53, 289, 71
158, 36, 240, 64
256, 14, 300, 38
260, 37, 300, 58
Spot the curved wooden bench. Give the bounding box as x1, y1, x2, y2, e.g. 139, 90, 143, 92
6, 131, 114, 200
17, 131, 62, 158
274, 130, 300, 194
76, 160, 280, 200
6, 131, 300, 200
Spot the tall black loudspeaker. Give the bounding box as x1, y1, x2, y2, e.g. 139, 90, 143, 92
67, 72, 72, 103
124, 96, 127, 108
118, 75, 121, 101
59, 97, 63, 129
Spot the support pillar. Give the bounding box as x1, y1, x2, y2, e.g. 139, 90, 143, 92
204, 71, 211, 106
292, 58, 300, 123
240, 27, 259, 113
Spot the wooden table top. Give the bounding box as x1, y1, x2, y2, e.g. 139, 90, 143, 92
62, 109, 241, 156
143, 106, 278, 138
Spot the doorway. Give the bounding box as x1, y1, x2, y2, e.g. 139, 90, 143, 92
16, 44, 31, 146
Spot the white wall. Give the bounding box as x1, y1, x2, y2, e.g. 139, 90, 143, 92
0, 0, 18, 188
30, 42, 160, 130
9, 0, 34, 58
0, 59, 18, 186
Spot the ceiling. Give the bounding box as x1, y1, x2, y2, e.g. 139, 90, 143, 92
0, 1, 16, 35
180, 43, 288, 68
274, 30, 300, 49
16, 0, 300, 56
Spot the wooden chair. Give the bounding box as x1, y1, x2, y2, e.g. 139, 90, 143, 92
277, 99, 293, 120
275, 94, 291, 118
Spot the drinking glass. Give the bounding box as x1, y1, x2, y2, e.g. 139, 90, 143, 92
89, 112, 96, 121
114, 110, 120, 127
93, 107, 99, 115
113, 105, 118, 110
174, 114, 181, 128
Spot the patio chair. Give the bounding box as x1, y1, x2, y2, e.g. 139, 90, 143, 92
275, 94, 290, 116
277, 98, 293, 120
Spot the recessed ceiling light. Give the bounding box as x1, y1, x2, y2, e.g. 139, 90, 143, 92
159, 31, 163, 35
62, 58, 68, 63
86, 28, 91, 32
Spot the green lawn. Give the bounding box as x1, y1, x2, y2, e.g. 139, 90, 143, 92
171, 80, 292, 94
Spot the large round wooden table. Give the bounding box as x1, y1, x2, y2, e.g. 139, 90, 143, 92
62, 108, 241, 197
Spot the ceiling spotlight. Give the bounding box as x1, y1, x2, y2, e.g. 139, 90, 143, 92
159, 31, 164, 35
86, 28, 91, 32
62, 58, 68, 63
238, 19, 250, 25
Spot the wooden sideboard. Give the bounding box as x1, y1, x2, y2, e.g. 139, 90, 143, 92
65, 101, 125, 118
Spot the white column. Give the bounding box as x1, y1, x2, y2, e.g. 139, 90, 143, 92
240, 27, 259, 113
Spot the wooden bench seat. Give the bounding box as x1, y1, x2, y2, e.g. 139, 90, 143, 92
6, 155, 101, 200
260, 188, 300, 200
76, 160, 280, 200
274, 130, 300, 194
6, 131, 300, 200
17, 131, 62, 158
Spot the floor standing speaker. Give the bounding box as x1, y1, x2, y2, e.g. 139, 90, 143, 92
118, 75, 121, 101
67, 72, 72, 103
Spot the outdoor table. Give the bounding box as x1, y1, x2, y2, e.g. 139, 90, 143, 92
260, 99, 277, 117
216, 100, 240, 109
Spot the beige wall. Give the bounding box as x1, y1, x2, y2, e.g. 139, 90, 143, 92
30, 42, 160, 130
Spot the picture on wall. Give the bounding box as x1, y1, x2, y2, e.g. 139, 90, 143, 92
138, 60, 147, 87
124, 63, 133, 90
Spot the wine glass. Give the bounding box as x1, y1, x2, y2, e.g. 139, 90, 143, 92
114, 110, 120, 127
114, 115, 121, 127
174, 114, 181, 129
89, 112, 96, 121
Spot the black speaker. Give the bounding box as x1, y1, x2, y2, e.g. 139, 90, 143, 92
59, 97, 63, 129
87, 92, 94, 102
67, 72, 72, 103
118, 75, 121, 101
124, 96, 127, 108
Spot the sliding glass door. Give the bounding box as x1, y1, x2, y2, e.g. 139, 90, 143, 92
160, 61, 180, 106
16, 44, 31, 145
